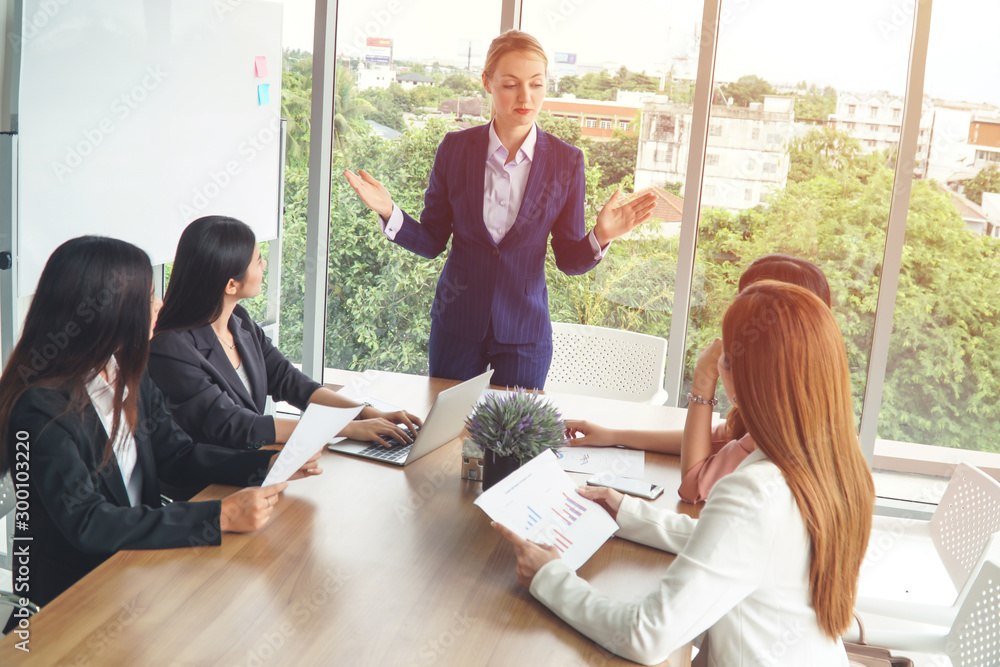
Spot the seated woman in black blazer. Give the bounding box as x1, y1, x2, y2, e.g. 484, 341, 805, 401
148, 216, 421, 451
0, 236, 322, 616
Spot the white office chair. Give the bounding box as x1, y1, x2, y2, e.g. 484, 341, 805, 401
847, 556, 1000, 667
546, 322, 669, 404
856, 463, 1000, 626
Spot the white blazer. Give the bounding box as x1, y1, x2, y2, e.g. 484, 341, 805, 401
529, 449, 850, 666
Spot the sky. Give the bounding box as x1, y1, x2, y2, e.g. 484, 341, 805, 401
274, 0, 999, 107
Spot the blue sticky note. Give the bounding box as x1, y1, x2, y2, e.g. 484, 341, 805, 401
258, 83, 270, 105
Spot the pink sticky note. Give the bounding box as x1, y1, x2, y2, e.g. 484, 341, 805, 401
255, 56, 268, 78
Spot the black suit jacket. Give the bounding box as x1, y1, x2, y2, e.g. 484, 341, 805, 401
147, 305, 322, 449
8, 372, 274, 607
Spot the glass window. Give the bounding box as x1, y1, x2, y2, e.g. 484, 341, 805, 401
246, 0, 316, 365
619, 120, 630, 131
599, 119, 613, 129
584, 117, 597, 128
684, 0, 911, 436
875, 0, 1000, 476
324, 1, 503, 373
522, 0, 702, 376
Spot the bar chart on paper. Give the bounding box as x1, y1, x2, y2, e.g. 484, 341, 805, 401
475, 450, 618, 569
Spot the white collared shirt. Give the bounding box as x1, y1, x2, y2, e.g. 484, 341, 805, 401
380, 122, 606, 259
86, 358, 142, 507
481, 121, 536, 244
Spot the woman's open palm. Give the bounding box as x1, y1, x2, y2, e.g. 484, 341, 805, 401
344, 169, 394, 220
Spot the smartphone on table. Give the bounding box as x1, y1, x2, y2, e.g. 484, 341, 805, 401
587, 472, 665, 500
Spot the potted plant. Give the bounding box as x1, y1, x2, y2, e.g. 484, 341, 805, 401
466, 389, 565, 490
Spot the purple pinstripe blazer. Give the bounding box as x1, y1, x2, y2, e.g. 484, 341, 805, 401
393, 124, 600, 345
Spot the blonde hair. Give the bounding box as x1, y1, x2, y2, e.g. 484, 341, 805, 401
721, 281, 874, 639
483, 30, 548, 79
483, 31, 547, 119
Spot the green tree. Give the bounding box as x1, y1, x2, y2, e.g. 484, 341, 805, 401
794, 84, 837, 122
582, 131, 638, 188
787, 127, 863, 184
333, 66, 376, 149
720, 75, 776, 107
964, 164, 1000, 205
535, 112, 581, 146
441, 73, 478, 94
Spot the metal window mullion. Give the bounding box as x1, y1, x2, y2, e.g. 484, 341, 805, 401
857, 0, 934, 461
663, 0, 722, 406
500, 0, 523, 32
1, 133, 17, 370
302, 0, 338, 382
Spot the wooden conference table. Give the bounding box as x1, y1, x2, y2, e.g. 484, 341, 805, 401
0, 370, 700, 666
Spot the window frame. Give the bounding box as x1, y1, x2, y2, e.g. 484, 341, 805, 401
285, 0, 999, 490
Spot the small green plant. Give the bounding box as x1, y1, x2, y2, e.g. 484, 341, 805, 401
466, 390, 565, 464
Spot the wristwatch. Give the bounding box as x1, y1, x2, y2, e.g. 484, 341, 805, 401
356, 401, 374, 419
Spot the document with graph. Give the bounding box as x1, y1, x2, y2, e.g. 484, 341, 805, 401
475, 449, 619, 569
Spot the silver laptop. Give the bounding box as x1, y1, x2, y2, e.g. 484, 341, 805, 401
326, 369, 492, 466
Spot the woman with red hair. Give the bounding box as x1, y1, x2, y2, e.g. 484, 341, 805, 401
566, 253, 832, 503
494, 281, 873, 665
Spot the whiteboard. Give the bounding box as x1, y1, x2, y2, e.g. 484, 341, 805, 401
16, 0, 282, 295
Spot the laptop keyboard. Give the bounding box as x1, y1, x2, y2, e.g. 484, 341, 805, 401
357, 426, 421, 463
359, 442, 413, 462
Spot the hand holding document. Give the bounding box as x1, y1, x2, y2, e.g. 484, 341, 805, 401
475, 449, 619, 570
263, 404, 362, 487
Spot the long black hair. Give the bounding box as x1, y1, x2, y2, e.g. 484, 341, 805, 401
0, 236, 153, 476
154, 216, 256, 335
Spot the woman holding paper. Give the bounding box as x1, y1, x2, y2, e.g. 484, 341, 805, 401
494, 281, 874, 666
148, 216, 422, 451
0, 237, 323, 613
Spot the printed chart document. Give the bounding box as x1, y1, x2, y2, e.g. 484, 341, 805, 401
475, 449, 618, 570
263, 404, 362, 487
552, 446, 644, 480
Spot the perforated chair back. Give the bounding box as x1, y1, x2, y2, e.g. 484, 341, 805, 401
946, 557, 1000, 667
546, 322, 668, 404
929, 463, 1000, 592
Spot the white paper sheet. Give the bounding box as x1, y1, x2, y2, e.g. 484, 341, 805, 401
262, 404, 362, 487
474, 449, 619, 570
551, 446, 645, 480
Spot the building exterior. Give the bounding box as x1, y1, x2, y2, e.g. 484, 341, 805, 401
635, 95, 795, 210
395, 72, 436, 90
828, 93, 932, 172
543, 97, 640, 140
969, 115, 1000, 169
356, 62, 394, 91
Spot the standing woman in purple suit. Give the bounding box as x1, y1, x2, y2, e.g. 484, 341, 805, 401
345, 30, 657, 390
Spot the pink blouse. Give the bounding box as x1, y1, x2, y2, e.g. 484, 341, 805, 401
677, 423, 757, 503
